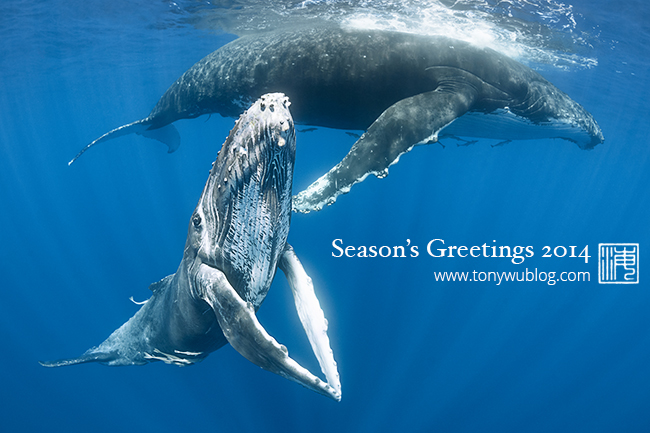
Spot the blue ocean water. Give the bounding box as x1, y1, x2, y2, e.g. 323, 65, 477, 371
1, 0, 649, 432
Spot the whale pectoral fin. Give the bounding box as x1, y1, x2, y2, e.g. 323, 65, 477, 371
292, 88, 477, 212
148, 274, 174, 293
278, 245, 341, 397
139, 123, 181, 154
196, 263, 341, 401
39, 350, 118, 367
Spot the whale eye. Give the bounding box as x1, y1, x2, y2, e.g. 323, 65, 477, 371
192, 214, 202, 227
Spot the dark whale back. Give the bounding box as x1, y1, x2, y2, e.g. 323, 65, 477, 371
69, 27, 601, 166
148, 28, 542, 130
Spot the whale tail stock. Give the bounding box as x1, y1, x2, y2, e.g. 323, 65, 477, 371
39, 350, 118, 367
68, 119, 180, 165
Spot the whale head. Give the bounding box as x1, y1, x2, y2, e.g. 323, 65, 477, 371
186, 93, 296, 306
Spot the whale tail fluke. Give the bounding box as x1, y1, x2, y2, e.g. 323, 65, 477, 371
39, 350, 118, 367
68, 119, 180, 165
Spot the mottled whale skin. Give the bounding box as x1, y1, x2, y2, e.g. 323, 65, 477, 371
70, 27, 604, 212
45, 93, 341, 401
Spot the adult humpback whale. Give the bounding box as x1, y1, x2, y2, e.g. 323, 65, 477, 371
69, 26, 603, 212
44, 94, 342, 401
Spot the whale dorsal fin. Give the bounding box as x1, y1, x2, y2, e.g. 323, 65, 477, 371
148, 274, 174, 293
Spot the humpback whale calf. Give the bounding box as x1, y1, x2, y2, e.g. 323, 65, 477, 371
70, 26, 604, 212
44, 94, 341, 401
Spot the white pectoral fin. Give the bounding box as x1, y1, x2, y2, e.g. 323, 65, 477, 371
278, 245, 341, 397
197, 263, 341, 401
292, 88, 477, 213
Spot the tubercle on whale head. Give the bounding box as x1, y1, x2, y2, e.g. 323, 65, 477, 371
185, 93, 296, 269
